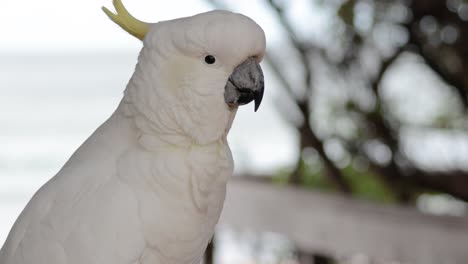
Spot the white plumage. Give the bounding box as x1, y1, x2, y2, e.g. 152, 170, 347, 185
0, 8, 265, 264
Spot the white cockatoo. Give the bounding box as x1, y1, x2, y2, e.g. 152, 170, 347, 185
0, 1, 265, 263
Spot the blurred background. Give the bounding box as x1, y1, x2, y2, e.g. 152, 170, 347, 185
1, 0, 468, 263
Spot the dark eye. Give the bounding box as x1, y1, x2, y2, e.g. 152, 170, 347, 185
204, 55, 216, 64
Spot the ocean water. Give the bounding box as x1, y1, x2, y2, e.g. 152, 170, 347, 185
0, 51, 296, 249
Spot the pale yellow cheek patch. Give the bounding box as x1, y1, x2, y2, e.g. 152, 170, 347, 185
162, 57, 196, 92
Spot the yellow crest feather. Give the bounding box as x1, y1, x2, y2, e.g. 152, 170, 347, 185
102, 0, 149, 40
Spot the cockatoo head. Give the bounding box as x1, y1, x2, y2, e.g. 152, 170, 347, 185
103, 1, 266, 145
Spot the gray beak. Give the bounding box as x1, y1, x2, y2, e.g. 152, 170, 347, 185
224, 57, 265, 112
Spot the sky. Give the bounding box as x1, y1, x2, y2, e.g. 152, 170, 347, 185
1, 0, 283, 52
1, 0, 328, 53
1, 0, 211, 52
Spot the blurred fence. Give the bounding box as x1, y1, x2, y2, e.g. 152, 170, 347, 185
218, 178, 468, 264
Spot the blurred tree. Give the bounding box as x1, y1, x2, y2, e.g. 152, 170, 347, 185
208, 0, 468, 204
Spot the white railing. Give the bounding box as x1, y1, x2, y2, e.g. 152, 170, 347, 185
219, 178, 468, 264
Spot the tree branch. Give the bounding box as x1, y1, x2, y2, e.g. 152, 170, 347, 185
293, 102, 352, 194
266, 0, 313, 96
406, 0, 468, 106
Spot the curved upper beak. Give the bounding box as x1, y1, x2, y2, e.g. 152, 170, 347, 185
224, 57, 264, 112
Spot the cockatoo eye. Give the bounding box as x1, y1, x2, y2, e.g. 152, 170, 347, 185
204, 55, 216, 64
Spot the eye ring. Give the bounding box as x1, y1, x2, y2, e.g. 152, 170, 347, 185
204, 55, 216, 64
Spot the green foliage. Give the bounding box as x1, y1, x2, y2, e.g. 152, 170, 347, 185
274, 159, 398, 204
272, 168, 293, 185
299, 160, 335, 191
273, 159, 333, 191
342, 165, 397, 203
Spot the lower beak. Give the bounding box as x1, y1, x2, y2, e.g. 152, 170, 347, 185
224, 57, 265, 112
